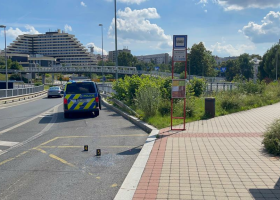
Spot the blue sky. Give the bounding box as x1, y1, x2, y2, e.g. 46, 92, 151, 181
0, 0, 280, 57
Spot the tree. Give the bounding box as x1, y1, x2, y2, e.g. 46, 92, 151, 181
239, 53, 253, 80
10, 61, 23, 70
118, 52, 137, 66
259, 44, 280, 80
224, 60, 240, 81
189, 42, 217, 76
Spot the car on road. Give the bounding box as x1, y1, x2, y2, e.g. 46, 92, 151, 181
48, 86, 63, 98
62, 81, 101, 118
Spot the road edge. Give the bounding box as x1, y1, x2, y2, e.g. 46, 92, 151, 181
101, 98, 159, 200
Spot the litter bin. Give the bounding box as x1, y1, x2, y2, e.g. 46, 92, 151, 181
205, 97, 215, 118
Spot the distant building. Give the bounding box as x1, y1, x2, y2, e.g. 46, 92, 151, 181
1, 29, 97, 67
109, 48, 131, 62
214, 56, 239, 66
251, 57, 261, 81
136, 53, 170, 65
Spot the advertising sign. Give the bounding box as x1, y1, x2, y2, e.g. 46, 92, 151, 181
173, 35, 188, 49
173, 50, 186, 62
172, 79, 186, 98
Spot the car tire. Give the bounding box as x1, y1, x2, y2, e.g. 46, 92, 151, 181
94, 110, 99, 116
48, 95, 51, 98
64, 112, 70, 118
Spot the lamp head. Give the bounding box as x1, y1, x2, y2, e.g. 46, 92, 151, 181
0, 25, 6, 28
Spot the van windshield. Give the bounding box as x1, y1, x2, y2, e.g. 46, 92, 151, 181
65, 82, 96, 94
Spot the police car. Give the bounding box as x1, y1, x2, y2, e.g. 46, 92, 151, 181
62, 80, 101, 118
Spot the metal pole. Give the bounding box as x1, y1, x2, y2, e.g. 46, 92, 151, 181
277, 40, 280, 81
114, 0, 118, 81
99, 24, 104, 85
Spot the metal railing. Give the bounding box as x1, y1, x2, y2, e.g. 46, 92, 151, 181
97, 83, 116, 94
0, 85, 44, 98
206, 83, 236, 92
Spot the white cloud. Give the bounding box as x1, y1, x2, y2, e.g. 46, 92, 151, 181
204, 10, 208, 13
108, 7, 172, 50
198, 0, 208, 4
1, 25, 40, 39
87, 43, 108, 55
81, 1, 87, 7
64, 24, 72, 32
105, 0, 147, 5
215, 0, 280, 11
210, 42, 255, 56
241, 11, 280, 43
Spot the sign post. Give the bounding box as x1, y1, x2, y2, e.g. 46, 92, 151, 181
171, 35, 188, 130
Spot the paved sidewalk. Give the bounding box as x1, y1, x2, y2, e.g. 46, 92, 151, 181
133, 103, 280, 200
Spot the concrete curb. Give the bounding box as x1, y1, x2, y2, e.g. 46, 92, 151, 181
101, 98, 159, 200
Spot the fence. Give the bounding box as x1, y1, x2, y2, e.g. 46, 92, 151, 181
0, 85, 44, 98
97, 83, 116, 94
206, 83, 236, 93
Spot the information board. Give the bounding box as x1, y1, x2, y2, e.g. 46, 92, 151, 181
172, 79, 186, 98
173, 35, 188, 49
173, 50, 186, 62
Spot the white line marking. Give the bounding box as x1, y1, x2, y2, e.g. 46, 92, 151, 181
0, 103, 61, 136
0, 141, 19, 147
0, 104, 60, 156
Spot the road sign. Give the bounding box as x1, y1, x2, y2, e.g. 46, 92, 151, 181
221, 67, 226, 73
173, 50, 186, 62
172, 79, 186, 98
173, 35, 188, 49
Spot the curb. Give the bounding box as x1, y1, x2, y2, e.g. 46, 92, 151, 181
101, 98, 159, 200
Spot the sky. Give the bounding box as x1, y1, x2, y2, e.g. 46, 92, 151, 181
0, 0, 280, 57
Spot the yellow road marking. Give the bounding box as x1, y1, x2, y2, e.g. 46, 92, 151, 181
39, 137, 59, 146
49, 154, 75, 167
0, 150, 30, 166
0, 158, 15, 166
34, 148, 47, 154
96, 176, 100, 179
111, 183, 118, 188
40, 146, 83, 148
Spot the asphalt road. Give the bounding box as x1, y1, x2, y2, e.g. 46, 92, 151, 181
0, 96, 148, 200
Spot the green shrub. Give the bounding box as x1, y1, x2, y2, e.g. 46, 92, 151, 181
219, 92, 242, 110
238, 80, 265, 94
189, 77, 206, 97
262, 119, 280, 155
136, 85, 161, 117
34, 82, 42, 86
158, 100, 171, 116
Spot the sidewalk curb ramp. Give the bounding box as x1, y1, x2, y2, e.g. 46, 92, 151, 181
101, 98, 159, 200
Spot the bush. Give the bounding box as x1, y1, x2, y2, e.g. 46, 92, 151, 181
238, 80, 265, 94
189, 77, 206, 97
158, 100, 171, 116
262, 119, 280, 155
219, 92, 242, 110
136, 85, 161, 117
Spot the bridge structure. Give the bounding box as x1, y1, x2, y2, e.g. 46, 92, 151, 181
0, 65, 225, 83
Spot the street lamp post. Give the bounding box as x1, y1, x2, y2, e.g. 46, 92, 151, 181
276, 39, 280, 81
99, 24, 105, 85
0, 25, 7, 97
114, 0, 118, 81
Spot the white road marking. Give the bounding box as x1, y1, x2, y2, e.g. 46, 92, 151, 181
0, 104, 60, 156
0, 141, 19, 147
0, 103, 61, 136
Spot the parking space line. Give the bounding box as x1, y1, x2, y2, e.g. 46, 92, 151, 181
101, 134, 147, 137
0, 150, 29, 166
49, 154, 75, 168
39, 145, 139, 149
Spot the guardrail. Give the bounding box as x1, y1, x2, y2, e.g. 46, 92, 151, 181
97, 83, 116, 94
0, 85, 44, 98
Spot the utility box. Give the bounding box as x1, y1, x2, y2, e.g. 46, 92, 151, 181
0, 81, 14, 89
205, 97, 215, 118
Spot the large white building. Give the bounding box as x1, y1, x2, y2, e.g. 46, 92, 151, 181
4, 29, 97, 66
136, 53, 170, 65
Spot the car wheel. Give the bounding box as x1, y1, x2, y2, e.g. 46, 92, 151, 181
94, 110, 99, 116
64, 112, 70, 118
48, 95, 51, 98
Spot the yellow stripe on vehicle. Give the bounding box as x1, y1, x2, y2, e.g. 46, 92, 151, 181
73, 94, 80, 100
65, 94, 71, 100
74, 102, 84, 110
84, 98, 95, 110
68, 101, 74, 109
